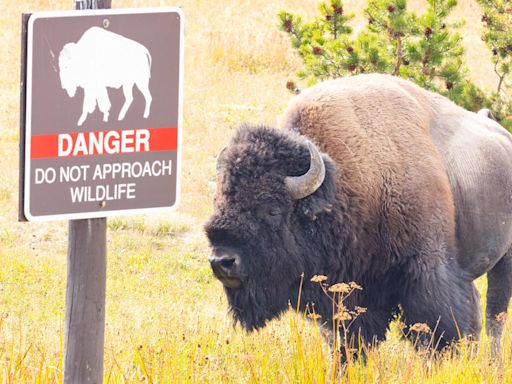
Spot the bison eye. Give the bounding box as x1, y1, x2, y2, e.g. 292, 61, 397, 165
256, 205, 283, 220
268, 207, 281, 217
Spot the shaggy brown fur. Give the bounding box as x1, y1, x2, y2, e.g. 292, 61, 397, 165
281, 75, 457, 278
206, 74, 512, 352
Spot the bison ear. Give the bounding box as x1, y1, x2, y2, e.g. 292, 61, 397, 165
299, 196, 333, 221
296, 155, 337, 221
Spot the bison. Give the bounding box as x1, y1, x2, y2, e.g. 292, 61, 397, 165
205, 74, 512, 352
58, 26, 152, 126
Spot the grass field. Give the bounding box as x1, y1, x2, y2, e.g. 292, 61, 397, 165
1, 0, 511, 383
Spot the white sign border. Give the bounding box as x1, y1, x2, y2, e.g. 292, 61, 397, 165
24, 7, 184, 222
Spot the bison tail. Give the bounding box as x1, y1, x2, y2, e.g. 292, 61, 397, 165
478, 108, 496, 120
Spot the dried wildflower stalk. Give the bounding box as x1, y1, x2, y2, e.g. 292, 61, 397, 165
309, 275, 366, 380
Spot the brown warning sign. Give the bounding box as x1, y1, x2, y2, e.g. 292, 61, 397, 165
21, 8, 184, 221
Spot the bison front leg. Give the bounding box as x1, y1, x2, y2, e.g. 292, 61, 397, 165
400, 262, 480, 350
118, 83, 134, 121
78, 87, 97, 126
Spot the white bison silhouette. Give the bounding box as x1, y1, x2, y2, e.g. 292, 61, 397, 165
58, 26, 152, 126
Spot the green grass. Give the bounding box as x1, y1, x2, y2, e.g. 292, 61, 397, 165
1, 216, 511, 383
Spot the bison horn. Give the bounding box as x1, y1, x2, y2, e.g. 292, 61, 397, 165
216, 146, 228, 172
285, 141, 325, 200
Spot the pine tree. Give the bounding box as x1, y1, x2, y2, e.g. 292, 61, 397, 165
278, 0, 355, 86
279, 0, 488, 116
477, 0, 512, 128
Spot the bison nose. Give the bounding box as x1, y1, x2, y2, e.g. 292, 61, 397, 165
209, 254, 241, 288
209, 256, 235, 272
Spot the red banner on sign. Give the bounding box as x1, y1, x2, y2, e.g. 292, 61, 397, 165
31, 127, 178, 159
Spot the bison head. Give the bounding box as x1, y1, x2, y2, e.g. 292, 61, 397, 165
58, 43, 79, 98
205, 124, 339, 331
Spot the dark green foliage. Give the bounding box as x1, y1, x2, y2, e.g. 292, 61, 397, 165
279, 0, 512, 130
364, 0, 416, 76
278, 0, 356, 83
477, 0, 512, 129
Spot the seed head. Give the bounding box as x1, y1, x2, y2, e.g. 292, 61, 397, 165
496, 312, 508, 322
424, 27, 433, 37
307, 313, 322, 320
409, 323, 431, 333
283, 19, 293, 33
355, 306, 367, 314
311, 274, 328, 283
328, 283, 351, 293
349, 282, 362, 290
333, 311, 352, 321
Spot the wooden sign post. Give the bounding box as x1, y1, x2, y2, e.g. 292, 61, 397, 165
64, 3, 110, 384
65, 218, 107, 383
20, 1, 183, 382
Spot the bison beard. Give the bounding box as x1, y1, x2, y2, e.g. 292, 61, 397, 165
208, 224, 305, 331
206, 74, 512, 353
224, 278, 296, 332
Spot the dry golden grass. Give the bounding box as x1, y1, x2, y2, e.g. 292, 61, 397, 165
1, 0, 511, 383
